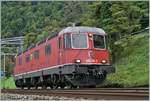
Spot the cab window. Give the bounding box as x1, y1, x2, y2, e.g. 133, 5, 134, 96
72, 34, 87, 48
64, 34, 71, 48
93, 35, 105, 49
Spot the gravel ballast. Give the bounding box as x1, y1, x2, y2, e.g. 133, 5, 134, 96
1, 93, 86, 100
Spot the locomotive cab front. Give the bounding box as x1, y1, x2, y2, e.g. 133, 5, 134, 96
61, 31, 111, 66
58, 27, 115, 87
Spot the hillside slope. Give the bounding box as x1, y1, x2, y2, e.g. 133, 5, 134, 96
107, 32, 149, 87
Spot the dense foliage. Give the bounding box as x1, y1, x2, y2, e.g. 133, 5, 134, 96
107, 32, 149, 87
2, 1, 148, 46
1, 1, 149, 74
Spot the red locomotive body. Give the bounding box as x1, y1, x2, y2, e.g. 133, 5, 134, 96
14, 26, 115, 89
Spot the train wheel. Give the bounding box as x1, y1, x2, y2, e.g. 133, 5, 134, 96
21, 85, 24, 89
52, 84, 58, 89
27, 85, 31, 89
68, 83, 77, 89
20, 80, 24, 89
42, 84, 47, 89
60, 86, 64, 89
35, 84, 38, 89
60, 84, 65, 89
99, 71, 107, 83
71, 85, 77, 89
49, 85, 53, 89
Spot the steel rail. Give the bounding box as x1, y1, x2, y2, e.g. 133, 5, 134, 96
1, 88, 149, 100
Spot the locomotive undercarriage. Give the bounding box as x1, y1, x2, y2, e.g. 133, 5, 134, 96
15, 64, 115, 89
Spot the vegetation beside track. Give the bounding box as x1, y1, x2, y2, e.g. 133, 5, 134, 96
1, 77, 16, 89
105, 32, 149, 87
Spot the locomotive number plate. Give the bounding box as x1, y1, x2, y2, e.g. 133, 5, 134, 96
86, 59, 98, 63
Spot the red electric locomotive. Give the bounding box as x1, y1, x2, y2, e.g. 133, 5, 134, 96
14, 26, 115, 89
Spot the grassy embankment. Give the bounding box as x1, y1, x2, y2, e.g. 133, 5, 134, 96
106, 32, 149, 87
1, 32, 149, 89
1, 77, 16, 89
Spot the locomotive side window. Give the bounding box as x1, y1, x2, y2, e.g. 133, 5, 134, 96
45, 44, 51, 55
72, 34, 87, 48
26, 55, 30, 63
18, 56, 22, 65
93, 35, 105, 49
64, 34, 71, 48
34, 50, 39, 59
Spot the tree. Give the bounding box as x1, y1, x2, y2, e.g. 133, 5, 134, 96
24, 32, 37, 49
94, 1, 148, 62
136, 1, 149, 29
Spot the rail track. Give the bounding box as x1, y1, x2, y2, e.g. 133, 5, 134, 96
1, 88, 149, 100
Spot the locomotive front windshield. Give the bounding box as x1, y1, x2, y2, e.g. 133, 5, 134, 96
93, 34, 105, 49
72, 34, 87, 48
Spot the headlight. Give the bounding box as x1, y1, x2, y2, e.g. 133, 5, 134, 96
88, 33, 92, 37
101, 59, 106, 64
75, 59, 81, 63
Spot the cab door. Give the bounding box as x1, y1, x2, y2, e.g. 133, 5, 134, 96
58, 36, 65, 65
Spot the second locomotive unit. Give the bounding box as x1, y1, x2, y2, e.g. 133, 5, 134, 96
14, 26, 115, 89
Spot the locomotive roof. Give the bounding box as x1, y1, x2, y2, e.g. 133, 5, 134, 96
17, 27, 106, 56
59, 26, 106, 35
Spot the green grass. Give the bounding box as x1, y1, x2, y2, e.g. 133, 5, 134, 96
107, 33, 149, 87
1, 77, 16, 89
